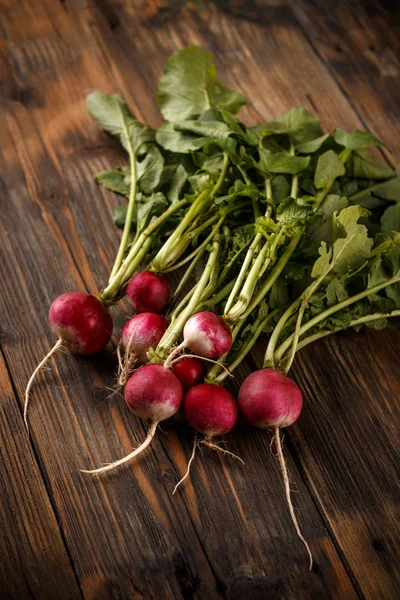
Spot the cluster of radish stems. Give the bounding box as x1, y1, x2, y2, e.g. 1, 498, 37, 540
24, 145, 400, 572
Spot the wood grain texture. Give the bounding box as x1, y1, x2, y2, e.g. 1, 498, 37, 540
0, 0, 399, 598
0, 351, 81, 599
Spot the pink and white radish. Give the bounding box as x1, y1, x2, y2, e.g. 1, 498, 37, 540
171, 357, 205, 392
182, 312, 232, 358
81, 364, 183, 475
118, 313, 168, 385
126, 271, 170, 315
25, 291, 113, 428
238, 368, 312, 569
164, 311, 232, 373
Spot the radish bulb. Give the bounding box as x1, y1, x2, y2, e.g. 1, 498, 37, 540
81, 364, 183, 475
238, 368, 313, 570
183, 312, 232, 358
126, 271, 170, 315
164, 312, 232, 372
118, 313, 168, 385
171, 357, 205, 392
25, 292, 113, 428
173, 383, 241, 494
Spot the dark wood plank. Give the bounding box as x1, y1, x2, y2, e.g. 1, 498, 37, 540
0, 0, 398, 598
0, 351, 81, 599
291, 0, 400, 161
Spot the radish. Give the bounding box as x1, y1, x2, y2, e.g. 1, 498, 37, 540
238, 369, 313, 570
173, 382, 242, 494
171, 357, 205, 391
184, 383, 238, 440
25, 291, 113, 428
182, 312, 232, 358
81, 364, 183, 474
118, 313, 168, 385
126, 271, 170, 315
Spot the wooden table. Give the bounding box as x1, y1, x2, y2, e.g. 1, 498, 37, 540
1, 1, 399, 598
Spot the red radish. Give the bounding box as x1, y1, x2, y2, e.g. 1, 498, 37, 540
126, 271, 170, 315
81, 364, 183, 475
173, 383, 242, 494
184, 383, 238, 438
25, 291, 113, 428
238, 369, 312, 570
171, 357, 205, 391
238, 369, 302, 428
121, 313, 168, 364
182, 312, 232, 358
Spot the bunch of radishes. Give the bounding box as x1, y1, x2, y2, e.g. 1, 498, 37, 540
24, 47, 400, 570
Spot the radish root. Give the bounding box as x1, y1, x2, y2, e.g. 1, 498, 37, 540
117, 330, 138, 387
202, 438, 245, 464
24, 338, 64, 431
80, 421, 158, 475
172, 432, 198, 495
274, 427, 313, 571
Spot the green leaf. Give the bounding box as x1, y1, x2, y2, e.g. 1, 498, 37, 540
136, 146, 164, 194
326, 278, 348, 306
351, 150, 394, 180
381, 204, 400, 235
276, 197, 313, 229
87, 92, 153, 154
174, 120, 231, 139
113, 204, 128, 229
259, 149, 310, 175
95, 169, 130, 196
156, 122, 209, 153
270, 279, 290, 308
275, 107, 323, 144
370, 174, 400, 201
156, 46, 246, 122
215, 180, 263, 205
255, 216, 279, 235
296, 134, 330, 153
314, 150, 345, 189
331, 205, 373, 275
168, 164, 188, 202
306, 194, 348, 252
311, 241, 332, 278
136, 192, 168, 232
334, 128, 385, 150
271, 175, 290, 205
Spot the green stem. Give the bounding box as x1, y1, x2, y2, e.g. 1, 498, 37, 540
201, 278, 236, 309
290, 309, 400, 356
151, 189, 211, 272
108, 140, 137, 281
215, 311, 277, 384
160, 214, 224, 274
274, 275, 400, 362
224, 232, 263, 314
264, 298, 302, 368
225, 239, 270, 320
240, 235, 302, 321
172, 245, 208, 301
156, 237, 221, 358
101, 198, 188, 303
